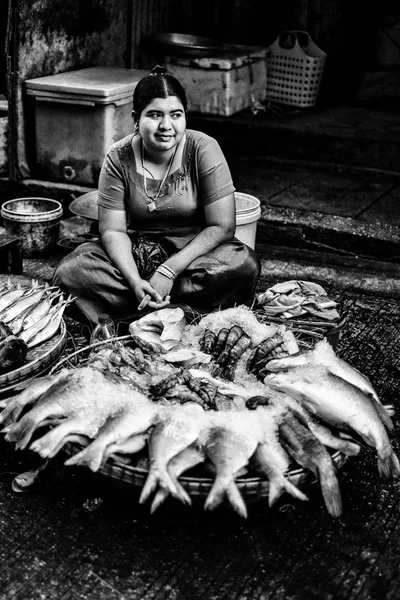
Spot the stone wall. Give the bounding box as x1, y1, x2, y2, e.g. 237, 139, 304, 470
14, 0, 127, 180
0, 116, 7, 176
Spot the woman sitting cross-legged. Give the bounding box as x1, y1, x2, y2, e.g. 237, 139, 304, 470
53, 65, 261, 327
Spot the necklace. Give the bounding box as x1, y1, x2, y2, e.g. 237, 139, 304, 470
141, 141, 177, 212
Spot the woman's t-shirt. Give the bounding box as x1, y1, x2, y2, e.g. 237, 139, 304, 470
97, 129, 235, 249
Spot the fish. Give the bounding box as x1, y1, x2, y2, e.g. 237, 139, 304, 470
64, 398, 159, 472
20, 297, 72, 348
21, 290, 64, 331
266, 365, 400, 479
0, 276, 13, 295
105, 432, 149, 462
139, 403, 205, 506
8, 310, 32, 335
201, 411, 264, 518
3, 374, 72, 449
0, 285, 27, 313
265, 339, 389, 426
9, 290, 64, 335
250, 406, 308, 506
150, 443, 206, 513
30, 417, 95, 458
270, 393, 361, 457
278, 409, 343, 517
3, 367, 141, 450
250, 442, 308, 506
0, 287, 48, 323
29, 426, 90, 458
306, 417, 361, 457
0, 370, 68, 427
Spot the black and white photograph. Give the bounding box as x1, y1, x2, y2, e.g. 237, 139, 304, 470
0, 1, 399, 598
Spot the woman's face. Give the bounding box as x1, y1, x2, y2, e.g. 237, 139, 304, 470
138, 96, 186, 154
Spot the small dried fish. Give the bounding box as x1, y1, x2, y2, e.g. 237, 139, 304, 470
0, 285, 27, 313
20, 296, 73, 348
21, 290, 64, 332
0, 287, 48, 324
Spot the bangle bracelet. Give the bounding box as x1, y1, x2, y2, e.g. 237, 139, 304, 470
155, 265, 177, 281
162, 264, 177, 278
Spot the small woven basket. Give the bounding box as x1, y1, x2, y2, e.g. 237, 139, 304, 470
266, 30, 327, 108
0, 320, 67, 394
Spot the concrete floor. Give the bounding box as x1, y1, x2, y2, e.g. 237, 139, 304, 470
0, 288, 399, 600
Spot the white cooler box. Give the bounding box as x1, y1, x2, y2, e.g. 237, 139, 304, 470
164, 45, 268, 116
25, 67, 148, 185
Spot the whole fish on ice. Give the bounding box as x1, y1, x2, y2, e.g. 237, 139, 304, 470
265, 339, 388, 422
278, 408, 343, 517
269, 392, 361, 457
200, 411, 264, 518
3, 367, 145, 450
139, 403, 205, 505
64, 397, 159, 472
150, 443, 206, 513
265, 364, 400, 479
251, 406, 308, 506
0, 370, 69, 427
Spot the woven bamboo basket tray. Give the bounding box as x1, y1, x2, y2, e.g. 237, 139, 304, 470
0, 274, 68, 393
49, 320, 351, 507
62, 439, 348, 505
0, 319, 67, 394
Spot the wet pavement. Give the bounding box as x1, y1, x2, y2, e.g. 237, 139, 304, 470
1, 69, 400, 599
0, 288, 399, 600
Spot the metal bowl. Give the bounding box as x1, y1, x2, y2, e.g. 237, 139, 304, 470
69, 191, 98, 221
148, 33, 223, 57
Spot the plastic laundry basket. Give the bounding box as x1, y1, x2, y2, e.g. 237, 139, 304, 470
266, 30, 327, 108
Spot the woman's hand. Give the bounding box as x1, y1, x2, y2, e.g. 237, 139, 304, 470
133, 278, 171, 311
147, 271, 174, 303
98, 207, 171, 311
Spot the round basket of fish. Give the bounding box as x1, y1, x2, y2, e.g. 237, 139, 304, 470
0, 275, 72, 393
1, 305, 397, 518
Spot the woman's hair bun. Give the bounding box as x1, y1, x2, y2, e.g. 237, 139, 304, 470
151, 65, 168, 76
